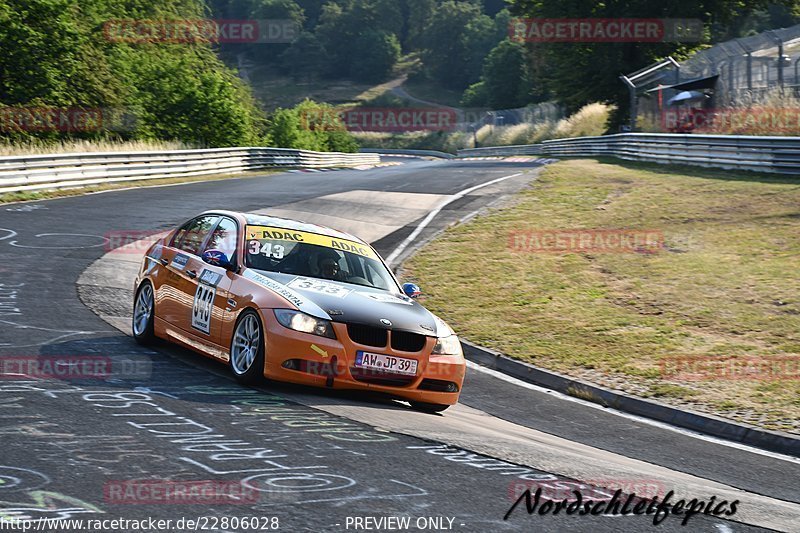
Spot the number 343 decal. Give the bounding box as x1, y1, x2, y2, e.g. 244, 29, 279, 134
192, 269, 223, 334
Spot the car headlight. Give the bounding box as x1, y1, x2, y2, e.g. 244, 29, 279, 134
274, 309, 336, 339
432, 334, 462, 355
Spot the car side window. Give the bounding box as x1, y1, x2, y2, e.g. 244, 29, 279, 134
175, 215, 219, 255
205, 217, 238, 261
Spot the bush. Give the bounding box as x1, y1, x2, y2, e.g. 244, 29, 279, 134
267, 99, 358, 152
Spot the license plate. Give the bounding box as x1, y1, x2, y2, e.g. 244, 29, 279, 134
355, 351, 418, 376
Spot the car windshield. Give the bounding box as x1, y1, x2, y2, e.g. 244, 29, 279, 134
244, 225, 397, 292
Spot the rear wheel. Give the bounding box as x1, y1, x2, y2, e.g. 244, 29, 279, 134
132, 281, 156, 345
230, 310, 265, 384
410, 401, 450, 414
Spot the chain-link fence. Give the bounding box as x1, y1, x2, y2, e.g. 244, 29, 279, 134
457, 102, 564, 132
626, 24, 800, 132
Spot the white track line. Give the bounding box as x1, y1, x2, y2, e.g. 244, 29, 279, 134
467, 361, 800, 465
385, 172, 522, 265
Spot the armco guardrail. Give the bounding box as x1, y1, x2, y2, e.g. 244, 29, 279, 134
458, 133, 800, 174
457, 144, 543, 157
541, 133, 794, 173
0, 147, 380, 194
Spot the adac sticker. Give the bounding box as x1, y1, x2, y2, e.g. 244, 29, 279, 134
246, 225, 378, 260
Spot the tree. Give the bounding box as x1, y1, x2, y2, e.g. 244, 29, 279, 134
350, 31, 400, 82
464, 39, 531, 109
279, 31, 328, 79
419, 1, 498, 90
316, 1, 402, 80
0, 0, 268, 146
404, 0, 437, 50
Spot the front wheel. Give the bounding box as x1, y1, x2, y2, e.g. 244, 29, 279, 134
230, 310, 265, 384
132, 281, 156, 345
410, 401, 450, 414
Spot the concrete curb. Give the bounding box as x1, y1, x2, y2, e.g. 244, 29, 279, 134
461, 340, 800, 457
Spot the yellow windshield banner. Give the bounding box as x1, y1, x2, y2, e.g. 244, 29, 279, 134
246, 225, 378, 260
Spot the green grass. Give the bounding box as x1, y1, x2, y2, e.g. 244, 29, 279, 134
403, 158, 800, 433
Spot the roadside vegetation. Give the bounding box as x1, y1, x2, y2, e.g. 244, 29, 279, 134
354, 102, 615, 152
403, 159, 800, 433
0, 140, 193, 156
0, 0, 267, 147
0, 0, 359, 152
4, 1, 795, 152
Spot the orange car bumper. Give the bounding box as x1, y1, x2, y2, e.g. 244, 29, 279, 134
262, 318, 465, 405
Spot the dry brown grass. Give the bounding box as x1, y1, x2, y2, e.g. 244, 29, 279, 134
404, 158, 800, 433
0, 139, 193, 156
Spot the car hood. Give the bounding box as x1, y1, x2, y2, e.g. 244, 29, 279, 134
250, 270, 441, 337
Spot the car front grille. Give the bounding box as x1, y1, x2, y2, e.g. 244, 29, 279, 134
391, 330, 427, 352
346, 323, 387, 348
345, 323, 428, 353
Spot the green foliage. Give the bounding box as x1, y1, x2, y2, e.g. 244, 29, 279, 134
210, 0, 305, 65
462, 39, 531, 109
419, 1, 498, 90
351, 31, 401, 83
267, 99, 358, 152
279, 31, 326, 79
315, 0, 402, 82
0, 0, 268, 147
461, 82, 489, 107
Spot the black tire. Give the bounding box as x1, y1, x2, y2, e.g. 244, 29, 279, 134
410, 401, 450, 414
229, 309, 266, 384
132, 281, 156, 345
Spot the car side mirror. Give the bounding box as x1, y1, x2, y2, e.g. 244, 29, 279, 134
402, 283, 421, 298
202, 249, 234, 271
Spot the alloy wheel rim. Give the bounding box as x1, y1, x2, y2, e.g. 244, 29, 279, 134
133, 284, 153, 336
231, 314, 260, 374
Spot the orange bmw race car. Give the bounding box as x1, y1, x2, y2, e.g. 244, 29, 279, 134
133, 210, 465, 412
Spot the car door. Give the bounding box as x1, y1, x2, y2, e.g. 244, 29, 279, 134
186, 216, 237, 348
156, 215, 216, 326
157, 215, 219, 328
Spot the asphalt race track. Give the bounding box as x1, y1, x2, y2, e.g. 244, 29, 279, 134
0, 157, 798, 532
